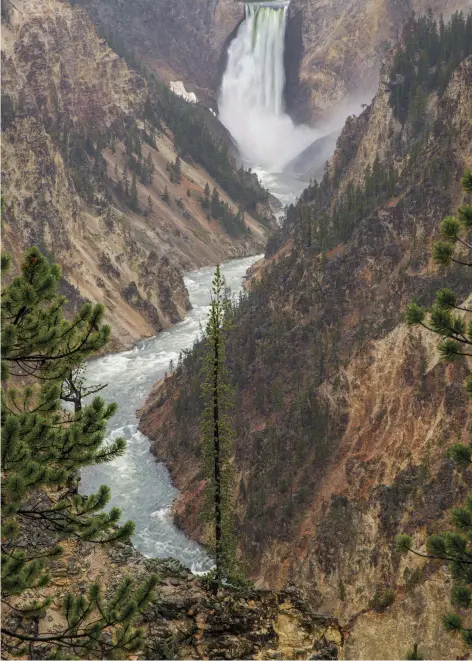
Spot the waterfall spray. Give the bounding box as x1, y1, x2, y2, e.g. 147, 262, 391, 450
218, 1, 317, 171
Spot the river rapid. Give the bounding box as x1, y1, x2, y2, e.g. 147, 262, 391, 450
81, 255, 261, 573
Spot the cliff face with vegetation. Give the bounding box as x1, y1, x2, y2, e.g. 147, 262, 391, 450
286, 0, 472, 121
1, 0, 273, 350
73, 0, 244, 102
140, 18, 472, 659
3, 520, 343, 660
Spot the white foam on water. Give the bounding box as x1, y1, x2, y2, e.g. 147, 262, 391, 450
81, 255, 261, 573
219, 2, 318, 171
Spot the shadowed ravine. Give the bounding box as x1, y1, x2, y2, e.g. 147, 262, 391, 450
81, 255, 261, 573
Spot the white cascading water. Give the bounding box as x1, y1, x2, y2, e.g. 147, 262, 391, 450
219, 1, 317, 171
81, 255, 261, 573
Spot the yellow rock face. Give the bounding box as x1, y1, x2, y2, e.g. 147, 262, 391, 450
1, 0, 271, 349
271, 602, 343, 659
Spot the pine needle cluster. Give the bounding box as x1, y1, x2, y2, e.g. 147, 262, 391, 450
398, 171, 472, 647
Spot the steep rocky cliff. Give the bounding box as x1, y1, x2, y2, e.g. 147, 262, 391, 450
140, 33, 472, 659
75, 0, 471, 122
73, 0, 244, 102
1, 0, 272, 350
287, 0, 472, 121
2, 522, 343, 660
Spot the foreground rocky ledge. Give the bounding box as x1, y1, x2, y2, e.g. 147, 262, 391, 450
4, 532, 342, 660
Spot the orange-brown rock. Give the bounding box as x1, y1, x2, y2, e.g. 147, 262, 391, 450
139, 56, 472, 659
2, 532, 344, 660
1, 0, 272, 350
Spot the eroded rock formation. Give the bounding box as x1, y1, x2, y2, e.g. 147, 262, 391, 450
139, 52, 472, 659
2, 527, 344, 660
1, 0, 271, 350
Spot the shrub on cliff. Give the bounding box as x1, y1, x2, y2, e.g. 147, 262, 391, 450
1, 248, 157, 658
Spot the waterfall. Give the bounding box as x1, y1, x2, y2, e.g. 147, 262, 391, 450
218, 1, 316, 171
246, 2, 288, 116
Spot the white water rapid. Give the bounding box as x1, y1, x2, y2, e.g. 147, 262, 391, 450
219, 1, 316, 178
81, 255, 261, 573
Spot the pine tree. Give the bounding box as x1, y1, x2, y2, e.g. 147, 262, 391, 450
200, 266, 236, 588
202, 182, 211, 210
146, 152, 154, 184
210, 187, 220, 219
1, 248, 158, 658
122, 166, 129, 198
396, 171, 472, 646
130, 171, 138, 210
125, 131, 134, 159
135, 131, 142, 160
174, 155, 182, 184
149, 124, 157, 147
408, 85, 427, 137
147, 194, 153, 216
141, 152, 155, 186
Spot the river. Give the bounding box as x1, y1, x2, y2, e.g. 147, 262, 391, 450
81, 0, 317, 575
255, 167, 307, 212
80, 255, 261, 573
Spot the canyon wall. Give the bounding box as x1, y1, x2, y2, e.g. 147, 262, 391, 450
287, 0, 472, 121
140, 40, 472, 659
77, 0, 472, 122
74, 0, 244, 102
1, 0, 272, 350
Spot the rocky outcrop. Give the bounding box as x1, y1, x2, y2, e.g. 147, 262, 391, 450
3, 528, 344, 660
1, 0, 271, 350
139, 54, 472, 658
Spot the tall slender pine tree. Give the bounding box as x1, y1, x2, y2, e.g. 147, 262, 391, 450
200, 266, 236, 587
